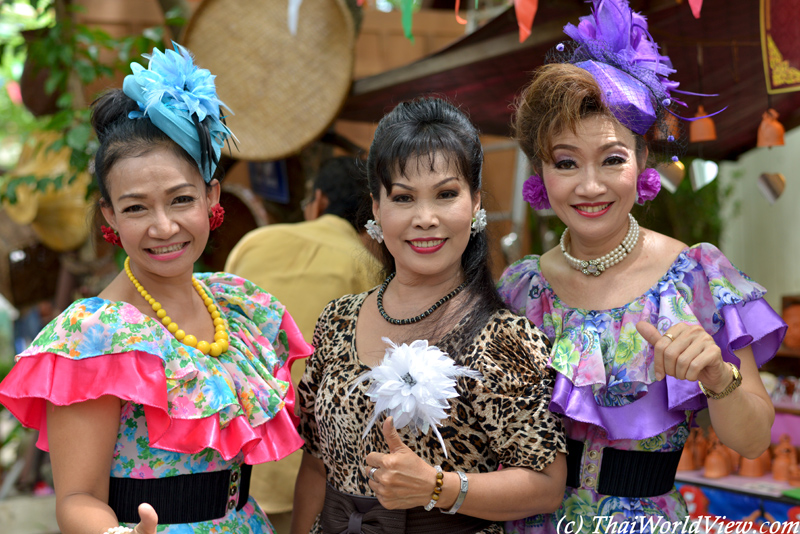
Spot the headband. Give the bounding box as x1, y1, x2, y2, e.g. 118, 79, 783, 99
122, 42, 234, 183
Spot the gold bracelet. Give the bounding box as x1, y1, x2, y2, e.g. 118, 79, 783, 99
699, 362, 742, 400
424, 465, 444, 511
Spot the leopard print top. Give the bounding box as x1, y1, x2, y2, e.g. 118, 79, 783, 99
298, 291, 566, 533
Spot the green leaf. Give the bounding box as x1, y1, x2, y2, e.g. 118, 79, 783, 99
65, 123, 91, 150
74, 59, 95, 83
56, 92, 73, 108
45, 136, 65, 153
44, 69, 65, 94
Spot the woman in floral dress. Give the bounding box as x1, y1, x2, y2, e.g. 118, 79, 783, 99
0, 44, 311, 534
499, 1, 786, 532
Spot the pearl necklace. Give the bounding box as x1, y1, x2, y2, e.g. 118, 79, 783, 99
560, 214, 640, 277
124, 256, 230, 356
376, 272, 467, 325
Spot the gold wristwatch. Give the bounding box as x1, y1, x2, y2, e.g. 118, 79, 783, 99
698, 362, 742, 400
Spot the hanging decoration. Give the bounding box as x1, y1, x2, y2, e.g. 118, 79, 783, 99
689, 158, 718, 191
514, 0, 539, 43
757, 172, 786, 204
687, 0, 703, 18
689, 105, 717, 142
760, 0, 800, 94
757, 108, 785, 147
288, 0, 303, 36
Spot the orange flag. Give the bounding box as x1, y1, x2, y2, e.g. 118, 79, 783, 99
515, 0, 539, 43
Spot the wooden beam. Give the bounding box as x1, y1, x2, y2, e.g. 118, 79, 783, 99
351, 15, 573, 96
350, 0, 687, 97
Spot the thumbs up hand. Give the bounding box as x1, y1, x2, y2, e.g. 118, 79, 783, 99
636, 320, 729, 390
132, 503, 159, 534
364, 417, 439, 510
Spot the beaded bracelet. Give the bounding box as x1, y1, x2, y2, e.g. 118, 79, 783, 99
103, 527, 133, 534
424, 465, 444, 511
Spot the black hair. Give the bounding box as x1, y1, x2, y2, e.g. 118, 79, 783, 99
366, 96, 506, 345
90, 89, 215, 206
313, 156, 369, 230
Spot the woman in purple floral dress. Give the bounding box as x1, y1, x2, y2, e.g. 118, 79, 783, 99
498, 1, 786, 532
0, 44, 312, 534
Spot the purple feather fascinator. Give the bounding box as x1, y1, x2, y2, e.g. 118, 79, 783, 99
558, 0, 680, 135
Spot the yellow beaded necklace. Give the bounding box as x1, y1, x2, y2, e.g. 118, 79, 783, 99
124, 256, 230, 356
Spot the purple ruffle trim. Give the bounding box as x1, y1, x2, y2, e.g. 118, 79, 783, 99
549, 298, 786, 441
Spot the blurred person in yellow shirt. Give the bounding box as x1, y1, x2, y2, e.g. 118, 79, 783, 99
225, 156, 381, 534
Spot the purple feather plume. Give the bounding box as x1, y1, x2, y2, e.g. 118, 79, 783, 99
563, 0, 679, 100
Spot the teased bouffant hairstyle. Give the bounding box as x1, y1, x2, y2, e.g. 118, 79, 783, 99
513, 63, 646, 174
366, 96, 505, 344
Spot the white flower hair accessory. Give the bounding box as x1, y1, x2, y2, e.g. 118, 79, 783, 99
348, 337, 482, 458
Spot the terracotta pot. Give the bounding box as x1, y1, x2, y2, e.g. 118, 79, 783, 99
772, 435, 797, 482
789, 464, 800, 487
726, 446, 741, 474
19, 29, 63, 117
760, 447, 772, 473
678, 429, 696, 471
704, 447, 731, 479
692, 428, 709, 468
703, 429, 731, 479
783, 305, 800, 349
739, 456, 765, 478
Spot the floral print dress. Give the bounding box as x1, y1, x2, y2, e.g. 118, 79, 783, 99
497, 243, 785, 534
0, 272, 313, 533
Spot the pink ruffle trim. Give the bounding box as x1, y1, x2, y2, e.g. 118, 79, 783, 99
0, 313, 311, 464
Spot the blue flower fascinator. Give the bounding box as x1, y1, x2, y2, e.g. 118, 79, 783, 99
122, 42, 235, 183
553, 0, 721, 143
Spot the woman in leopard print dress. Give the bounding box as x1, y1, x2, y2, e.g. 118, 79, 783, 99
291, 97, 567, 534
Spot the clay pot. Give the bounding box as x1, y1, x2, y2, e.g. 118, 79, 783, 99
757, 109, 785, 148
739, 456, 765, 478
704, 447, 731, 479
789, 464, 800, 487
772, 435, 797, 482
692, 428, 709, 468
725, 446, 741, 474
678, 431, 696, 471
760, 447, 772, 473
704, 429, 731, 479
19, 29, 63, 117
783, 305, 800, 349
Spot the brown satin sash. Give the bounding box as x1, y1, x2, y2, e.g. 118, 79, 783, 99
321, 484, 494, 534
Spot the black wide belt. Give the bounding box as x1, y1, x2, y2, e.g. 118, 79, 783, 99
566, 438, 682, 498
322, 484, 494, 534
109, 464, 252, 524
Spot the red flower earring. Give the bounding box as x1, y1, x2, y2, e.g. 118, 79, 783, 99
209, 204, 225, 231
101, 225, 122, 247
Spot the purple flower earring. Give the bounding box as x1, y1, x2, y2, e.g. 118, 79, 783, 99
636, 168, 662, 205
522, 174, 550, 210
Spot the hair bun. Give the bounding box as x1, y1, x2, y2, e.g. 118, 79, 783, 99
90, 90, 140, 143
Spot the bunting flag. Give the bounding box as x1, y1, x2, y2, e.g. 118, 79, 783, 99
687, 0, 703, 18
760, 0, 800, 93
514, 0, 539, 43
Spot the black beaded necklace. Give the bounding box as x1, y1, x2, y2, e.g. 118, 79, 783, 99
376, 272, 468, 325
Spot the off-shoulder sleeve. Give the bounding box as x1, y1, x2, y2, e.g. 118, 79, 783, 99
464, 313, 566, 470
0, 274, 314, 464
298, 299, 337, 459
